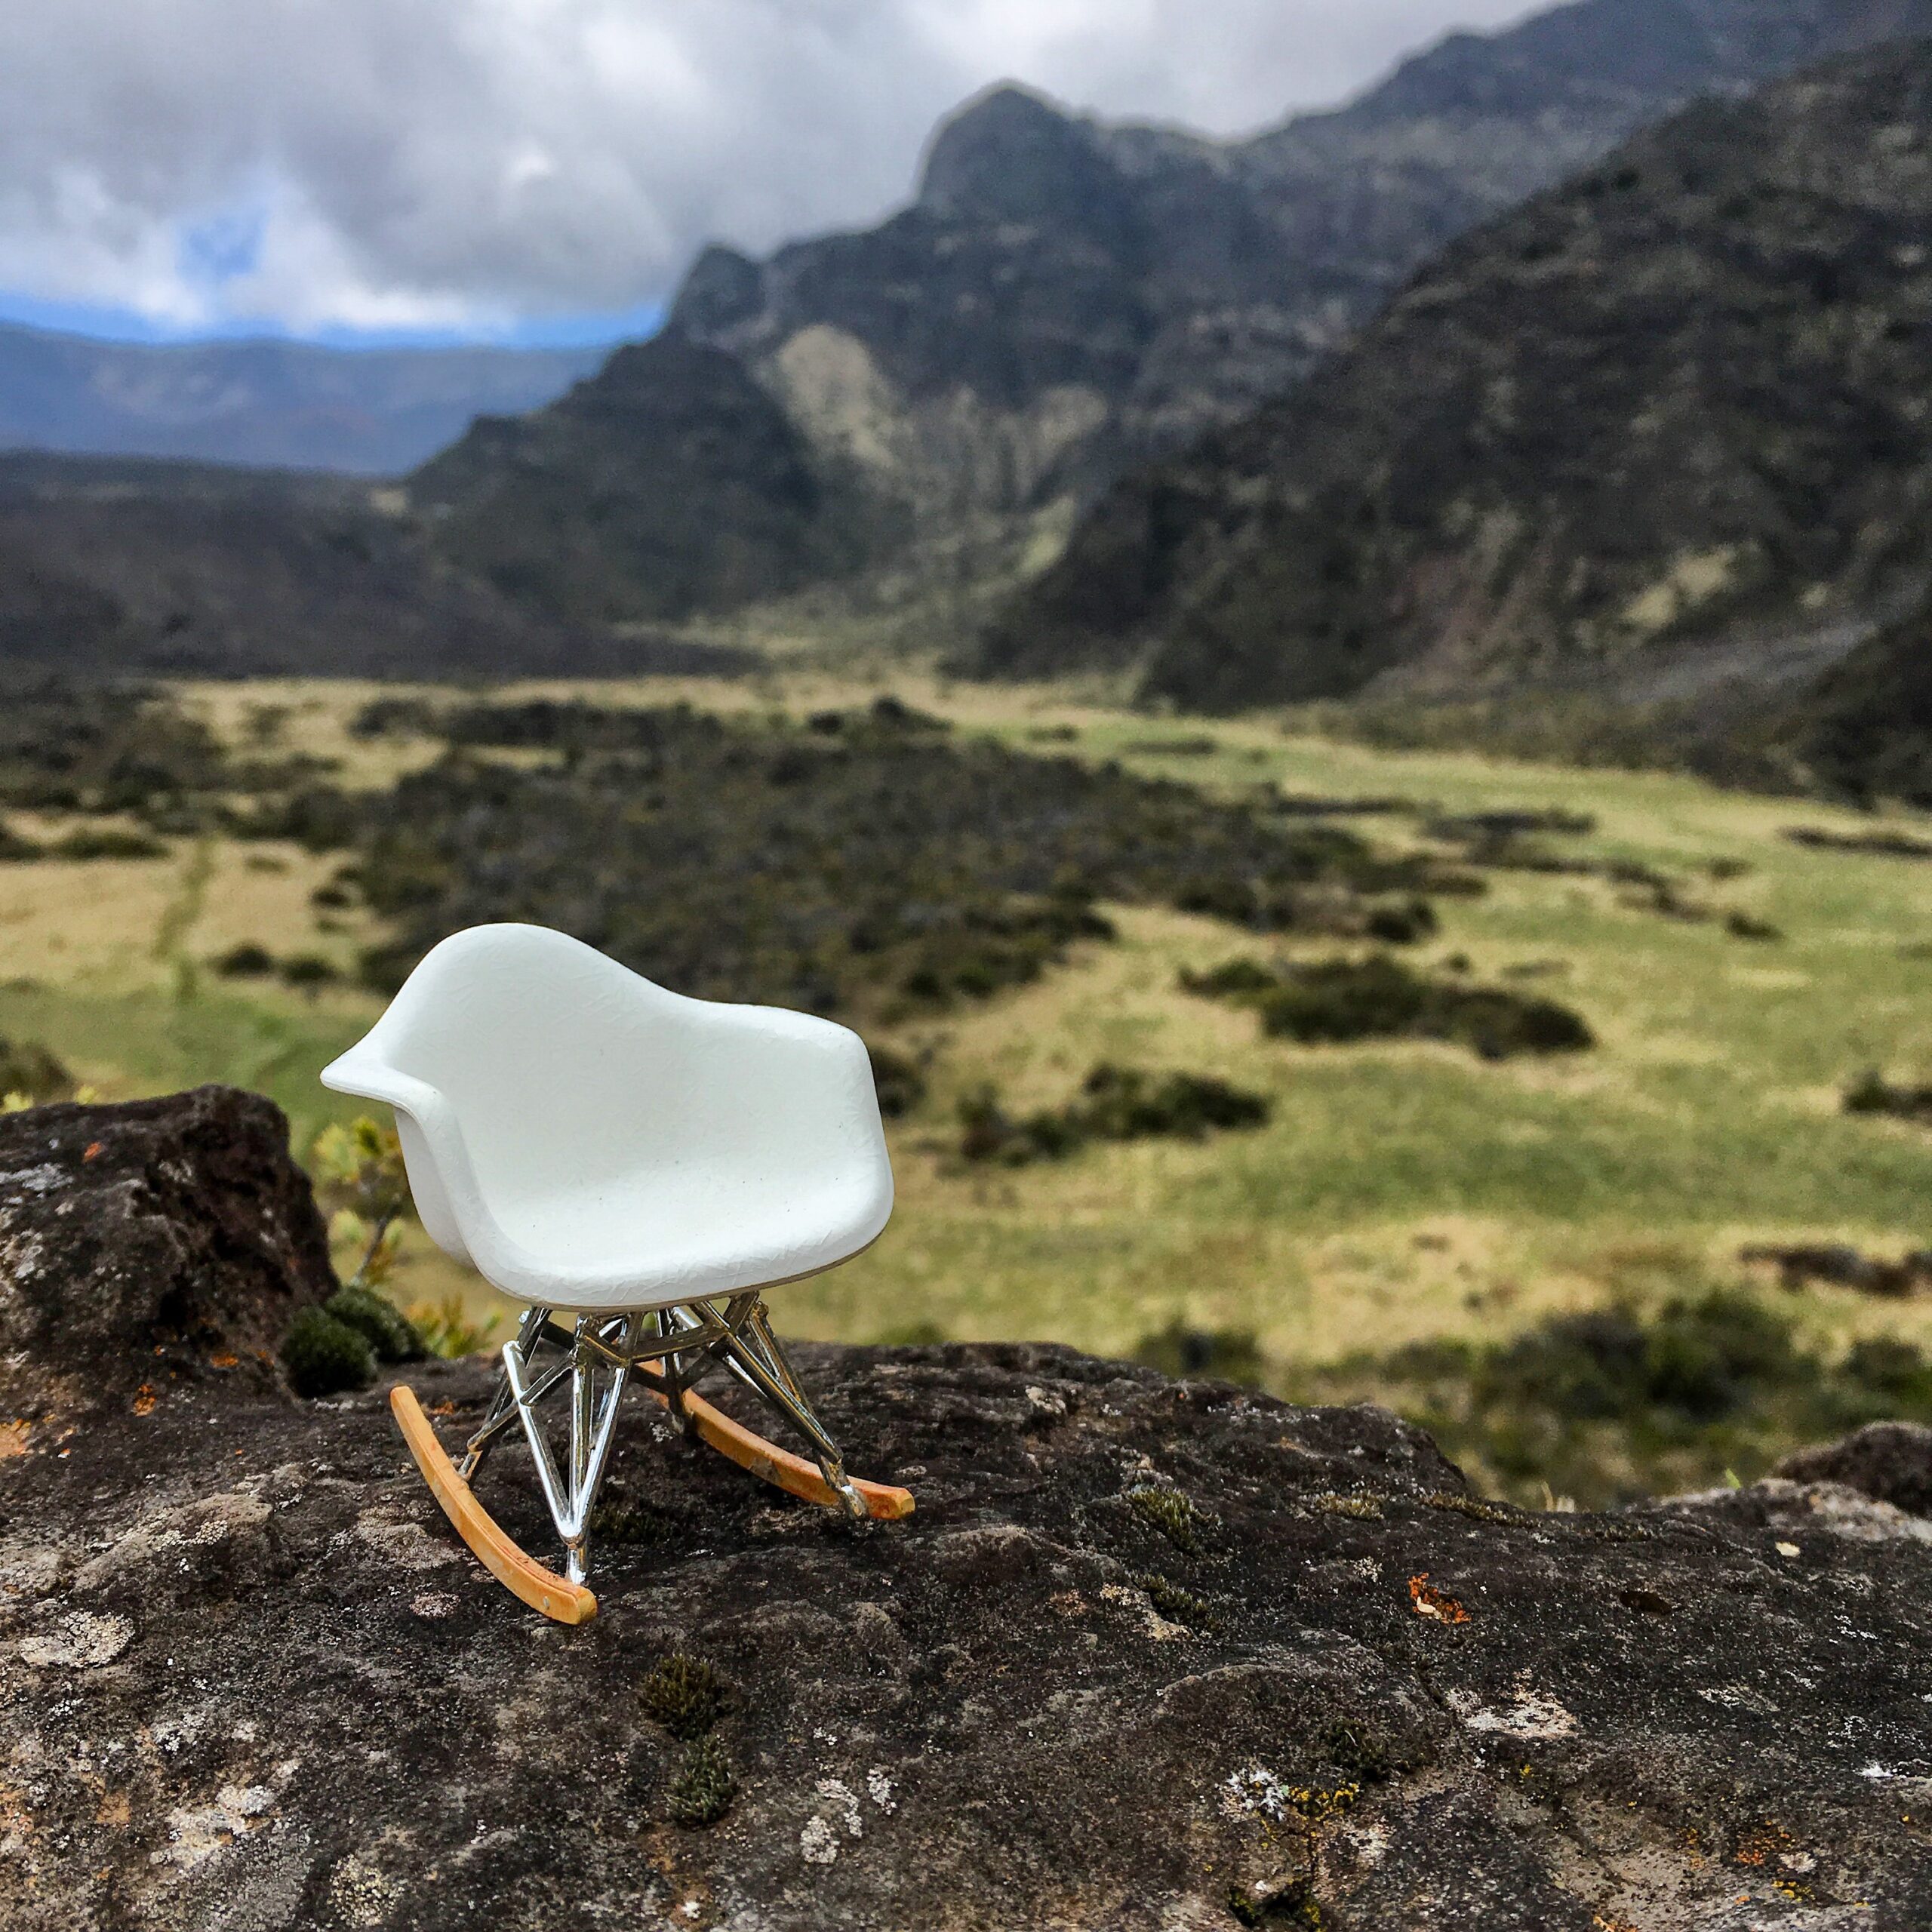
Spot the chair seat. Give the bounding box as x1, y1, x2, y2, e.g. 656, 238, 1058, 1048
320, 924, 894, 1314
457, 1161, 889, 1310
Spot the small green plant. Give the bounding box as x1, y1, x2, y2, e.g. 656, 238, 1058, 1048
666, 1736, 736, 1828
1124, 1483, 1204, 1553
405, 1294, 503, 1360
324, 1283, 424, 1364
312, 1116, 411, 1295
640, 1653, 726, 1740
280, 1305, 376, 1398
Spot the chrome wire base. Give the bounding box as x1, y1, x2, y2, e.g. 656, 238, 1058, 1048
455, 1291, 867, 1583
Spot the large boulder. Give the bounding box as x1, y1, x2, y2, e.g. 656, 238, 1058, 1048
1776, 1420, 1932, 1518
0, 1084, 334, 1414
0, 1091, 1927, 1928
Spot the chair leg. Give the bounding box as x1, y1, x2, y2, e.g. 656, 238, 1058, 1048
503, 1312, 633, 1585
458, 1306, 547, 1481
715, 1298, 869, 1521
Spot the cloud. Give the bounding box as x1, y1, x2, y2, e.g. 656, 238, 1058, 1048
0, 0, 1539, 335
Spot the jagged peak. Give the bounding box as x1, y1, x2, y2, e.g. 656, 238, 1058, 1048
915, 81, 1107, 220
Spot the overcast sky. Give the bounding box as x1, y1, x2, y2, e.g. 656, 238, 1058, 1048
0, 0, 1542, 346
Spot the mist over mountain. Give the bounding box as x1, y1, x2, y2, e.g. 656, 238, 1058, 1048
0, 326, 599, 475
413, 0, 1932, 635
977, 35, 1932, 749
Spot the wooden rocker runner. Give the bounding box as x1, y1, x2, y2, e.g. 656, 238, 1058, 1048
323, 923, 912, 1623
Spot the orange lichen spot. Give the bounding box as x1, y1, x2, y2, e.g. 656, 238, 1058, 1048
209, 1352, 239, 1371
0, 1420, 28, 1460
1407, 1573, 1469, 1624
131, 1385, 156, 1417
427, 1400, 458, 1417
82, 1141, 103, 1162
1733, 1823, 1793, 1868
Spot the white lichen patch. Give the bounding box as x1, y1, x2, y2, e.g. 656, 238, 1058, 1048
352, 1512, 460, 1571
155, 1783, 275, 1869
1446, 1685, 1578, 1740
816, 1778, 863, 1838
866, 1766, 897, 1814
1222, 1765, 1292, 1823
800, 1815, 840, 1866
329, 1853, 403, 1927
1024, 1385, 1067, 1416
19, 1609, 134, 1669
72, 1491, 272, 1590
409, 1591, 457, 1620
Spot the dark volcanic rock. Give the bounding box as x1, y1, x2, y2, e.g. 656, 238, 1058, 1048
0, 1084, 334, 1414
2, 1099, 1930, 1927
1777, 1419, 1932, 1517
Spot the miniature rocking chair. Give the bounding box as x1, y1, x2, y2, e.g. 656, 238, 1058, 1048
321, 922, 909, 1623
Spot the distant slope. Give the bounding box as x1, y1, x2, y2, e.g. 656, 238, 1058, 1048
0, 325, 600, 475
977, 38, 1932, 715
0, 454, 753, 679
414, 0, 1932, 632
1780, 589, 1932, 802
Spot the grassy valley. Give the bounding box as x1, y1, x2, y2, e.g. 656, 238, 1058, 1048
6, 668, 1932, 1505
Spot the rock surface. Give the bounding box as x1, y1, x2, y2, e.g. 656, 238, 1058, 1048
2, 1097, 1931, 1928
0, 1086, 334, 1415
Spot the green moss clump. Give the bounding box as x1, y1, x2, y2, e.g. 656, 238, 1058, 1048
589, 1491, 678, 1546
1136, 1571, 1217, 1629
281, 1306, 375, 1398
640, 1653, 726, 1740
666, 1736, 736, 1828
1422, 1491, 1518, 1524
1124, 1484, 1203, 1553
1318, 1721, 1401, 1783
323, 1284, 425, 1364
1309, 1492, 1383, 1521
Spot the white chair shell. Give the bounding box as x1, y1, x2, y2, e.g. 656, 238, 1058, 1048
320, 923, 894, 1312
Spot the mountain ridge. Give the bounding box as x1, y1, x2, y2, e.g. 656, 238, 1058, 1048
974, 35, 1932, 742
0, 323, 600, 475
415, 0, 1932, 637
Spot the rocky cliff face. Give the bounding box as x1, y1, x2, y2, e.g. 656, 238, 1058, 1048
414, 0, 1932, 638
980, 38, 1932, 722
3, 1088, 1931, 1928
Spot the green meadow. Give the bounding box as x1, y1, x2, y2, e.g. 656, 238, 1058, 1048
10, 673, 1932, 1499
